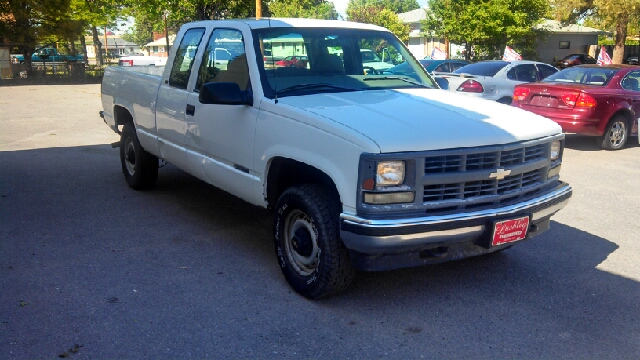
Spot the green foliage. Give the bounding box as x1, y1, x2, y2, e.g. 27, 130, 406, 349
268, 0, 337, 19
346, 4, 410, 42
346, 0, 420, 14
422, 0, 549, 60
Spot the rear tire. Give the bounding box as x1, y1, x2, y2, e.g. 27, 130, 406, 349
274, 185, 355, 299
599, 115, 628, 150
120, 122, 158, 190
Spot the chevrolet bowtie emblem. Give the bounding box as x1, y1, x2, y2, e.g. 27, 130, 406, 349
490, 168, 511, 180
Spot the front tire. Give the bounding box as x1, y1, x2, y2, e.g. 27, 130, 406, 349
120, 122, 158, 190
274, 185, 355, 299
599, 115, 628, 150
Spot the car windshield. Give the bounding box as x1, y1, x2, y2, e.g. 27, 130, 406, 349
253, 27, 436, 98
543, 67, 619, 85
453, 61, 509, 77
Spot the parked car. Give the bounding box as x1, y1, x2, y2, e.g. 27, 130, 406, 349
512, 64, 640, 150
421, 59, 470, 73
555, 53, 597, 69
11, 47, 85, 64
433, 60, 559, 104
626, 56, 639, 65
100, 18, 571, 299
274, 55, 308, 67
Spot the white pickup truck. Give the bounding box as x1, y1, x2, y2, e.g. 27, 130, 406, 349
100, 19, 572, 299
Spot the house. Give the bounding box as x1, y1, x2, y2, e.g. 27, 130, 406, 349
535, 20, 609, 64
398, 7, 464, 59
144, 34, 176, 57
398, 9, 609, 63
85, 35, 142, 59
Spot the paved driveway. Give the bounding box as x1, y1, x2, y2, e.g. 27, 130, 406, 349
1, 85, 639, 358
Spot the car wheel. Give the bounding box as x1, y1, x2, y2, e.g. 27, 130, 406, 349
120, 122, 158, 189
599, 115, 628, 150
274, 184, 355, 299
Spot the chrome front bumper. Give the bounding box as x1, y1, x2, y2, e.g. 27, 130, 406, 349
340, 182, 572, 254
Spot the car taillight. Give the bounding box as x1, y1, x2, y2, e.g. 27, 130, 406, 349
513, 87, 530, 101
561, 93, 579, 107
119, 59, 133, 67
457, 79, 484, 93
575, 93, 597, 108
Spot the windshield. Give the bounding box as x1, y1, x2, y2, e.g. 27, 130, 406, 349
253, 27, 436, 98
453, 61, 509, 77
543, 67, 619, 85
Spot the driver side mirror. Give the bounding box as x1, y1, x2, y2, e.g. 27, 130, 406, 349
199, 82, 252, 106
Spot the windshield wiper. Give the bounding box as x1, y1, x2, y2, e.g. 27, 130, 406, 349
362, 76, 431, 88
275, 83, 360, 95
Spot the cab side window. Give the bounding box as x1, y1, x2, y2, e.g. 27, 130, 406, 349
168, 28, 206, 89
196, 29, 248, 91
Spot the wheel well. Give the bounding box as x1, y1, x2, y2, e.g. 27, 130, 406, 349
497, 96, 512, 104
114, 105, 133, 127
266, 157, 339, 210
609, 109, 633, 128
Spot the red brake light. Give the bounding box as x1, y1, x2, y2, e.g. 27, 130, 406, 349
575, 93, 597, 108
513, 87, 530, 101
457, 79, 484, 93
561, 93, 579, 107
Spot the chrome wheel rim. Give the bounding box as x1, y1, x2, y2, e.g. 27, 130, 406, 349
283, 209, 319, 276
124, 138, 136, 176
608, 121, 625, 147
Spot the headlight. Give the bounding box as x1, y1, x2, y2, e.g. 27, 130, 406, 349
550, 141, 561, 161
376, 161, 405, 186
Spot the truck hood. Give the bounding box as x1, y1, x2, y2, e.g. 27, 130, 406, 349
277, 88, 561, 153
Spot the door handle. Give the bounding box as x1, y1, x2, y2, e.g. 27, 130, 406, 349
186, 104, 195, 116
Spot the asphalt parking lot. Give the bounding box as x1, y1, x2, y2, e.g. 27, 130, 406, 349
1, 84, 639, 358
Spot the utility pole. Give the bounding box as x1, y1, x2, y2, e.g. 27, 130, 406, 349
164, 11, 170, 55
104, 26, 108, 61
256, 0, 261, 20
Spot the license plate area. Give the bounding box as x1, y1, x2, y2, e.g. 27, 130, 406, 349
491, 216, 530, 247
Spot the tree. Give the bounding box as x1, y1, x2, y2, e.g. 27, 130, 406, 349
422, 0, 549, 60
551, 0, 640, 63
268, 0, 337, 19
0, 0, 72, 72
346, 3, 410, 43
347, 0, 419, 14
123, 0, 255, 54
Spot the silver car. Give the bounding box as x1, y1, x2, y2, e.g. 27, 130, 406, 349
434, 60, 558, 104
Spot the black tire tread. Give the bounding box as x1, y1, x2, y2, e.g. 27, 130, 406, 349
120, 123, 158, 190
275, 184, 355, 299
599, 115, 628, 150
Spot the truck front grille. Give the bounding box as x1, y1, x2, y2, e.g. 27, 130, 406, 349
420, 142, 550, 214
424, 143, 545, 174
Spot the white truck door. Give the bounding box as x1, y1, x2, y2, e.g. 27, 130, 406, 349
155, 27, 206, 166
184, 28, 259, 201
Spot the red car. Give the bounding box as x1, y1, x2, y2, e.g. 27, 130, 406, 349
512, 65, 640, 150
274, 55, 308, 67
